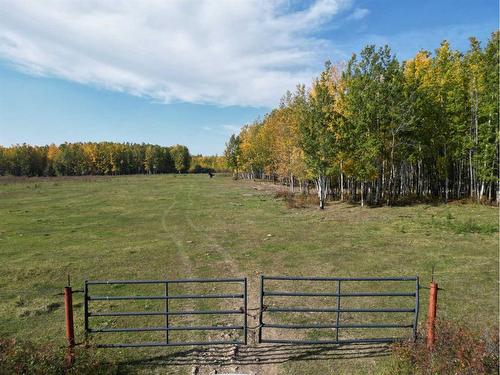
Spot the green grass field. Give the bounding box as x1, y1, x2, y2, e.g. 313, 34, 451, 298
0, 174, 498, 374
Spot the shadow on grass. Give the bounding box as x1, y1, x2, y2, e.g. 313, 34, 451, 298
117, 342, 390, 368
328, 198, 444, 209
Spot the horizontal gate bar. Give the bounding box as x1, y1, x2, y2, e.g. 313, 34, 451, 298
265, 307, 415, 313
259, 337, 403, 345
88, 309, 243, 317
95, 340, 242, 348
263, 323, 414, 329
89, 325, 243, 333
262, 276, 417, 281
264, 291, 415, 297
86, 278, 245, 285
88, 293, 244, 301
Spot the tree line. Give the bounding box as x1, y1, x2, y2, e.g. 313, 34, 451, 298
190, 155, 227, 173
0, 142, 192, 176
225, 31, 499, 207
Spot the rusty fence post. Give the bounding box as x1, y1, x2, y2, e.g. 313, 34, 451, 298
64, 285, 75, 366
426, 281, 438, 349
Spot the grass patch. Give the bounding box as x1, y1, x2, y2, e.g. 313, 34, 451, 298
0, 338, 117, 374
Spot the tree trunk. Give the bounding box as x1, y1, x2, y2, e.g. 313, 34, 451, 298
317, 175, 327, 209
360, 182, 364, 207
340, 162, 344, 201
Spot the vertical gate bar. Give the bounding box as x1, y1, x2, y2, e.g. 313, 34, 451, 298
84, 281, 89, 334
243, 278, 248, 345
258, 275, 264, 343
335, 280, 341, 342
413, 277, 419, 341
164, 282, 169, 344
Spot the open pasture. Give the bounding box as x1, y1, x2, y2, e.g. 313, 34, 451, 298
0, 174, 497, 374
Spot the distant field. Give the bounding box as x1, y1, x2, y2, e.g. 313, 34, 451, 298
0, 174, 498, 374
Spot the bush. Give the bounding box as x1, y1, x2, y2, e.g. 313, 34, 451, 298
380, 321, 499, 374
188, 164, 215, 174
0, 338, 117, 374
275, 190, 319, 208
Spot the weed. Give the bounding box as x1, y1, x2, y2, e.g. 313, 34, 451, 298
380, 320, 499, 374
453, 218, 497, 234
446, 211, 454, 221
428, 212, 498, 234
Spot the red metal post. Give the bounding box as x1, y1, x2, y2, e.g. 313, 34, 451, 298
426, 281, 438, 349
64, 286, 75, 366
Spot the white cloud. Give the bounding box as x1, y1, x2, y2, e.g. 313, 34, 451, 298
0, 0, 352, 107
347, 7, 370, 20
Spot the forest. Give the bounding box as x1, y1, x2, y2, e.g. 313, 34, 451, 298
0, 142, 191, 176
224, 32, 499, 207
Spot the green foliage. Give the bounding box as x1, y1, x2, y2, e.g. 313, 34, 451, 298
226, 31, 500, 205
170, 144, 191, 173
190, 154, 227, 173
224, 134, 241, 177
0, 142, 188, 176
299, 62, 341, 179
343, 45, 402, 187
298, 62, 344, 208
1, 144, 46, 177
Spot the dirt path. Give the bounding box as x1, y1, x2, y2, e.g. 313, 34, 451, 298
161, 192, 195, 280
180, 181, 280, 375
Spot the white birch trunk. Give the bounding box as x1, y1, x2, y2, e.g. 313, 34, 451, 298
340, 161, 344, 201
317, 175, 327, 209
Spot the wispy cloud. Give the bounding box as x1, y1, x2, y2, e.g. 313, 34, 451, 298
347, 7, 370, 20
199, 124, 242, 136
222, 124, 242, 134
0, 0, 353, 107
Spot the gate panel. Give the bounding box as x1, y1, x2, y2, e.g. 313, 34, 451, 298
258, 276, 419, 344
84, 278, 247, 347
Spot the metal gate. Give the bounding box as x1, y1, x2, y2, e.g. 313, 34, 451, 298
82, 275, 419, 348
258, 276, 419, 344
84, 278, 247, 348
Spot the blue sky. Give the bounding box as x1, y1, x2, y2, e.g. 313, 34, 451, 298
0, 0, 497, 155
